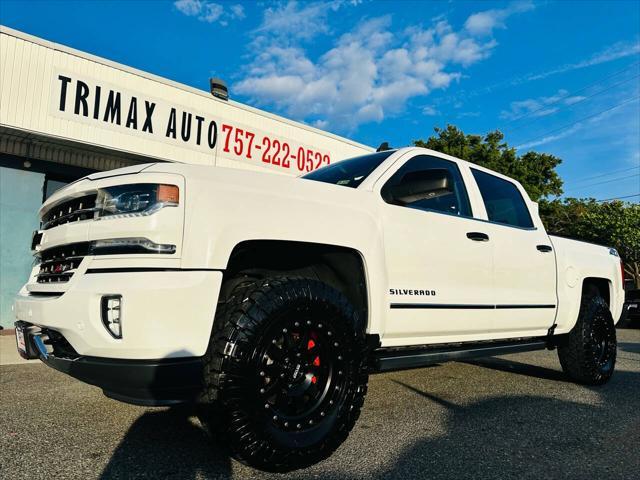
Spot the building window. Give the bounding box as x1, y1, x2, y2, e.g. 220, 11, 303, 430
43, 178, 68, 200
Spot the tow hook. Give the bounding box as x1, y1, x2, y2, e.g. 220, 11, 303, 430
33, 334, 50, 359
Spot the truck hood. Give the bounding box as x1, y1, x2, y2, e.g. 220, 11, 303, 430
144, 163, 369, 206
42, 162, 370, 218
85, 163, 157, 180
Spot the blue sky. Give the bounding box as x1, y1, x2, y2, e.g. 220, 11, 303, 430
1, 0, 639, 201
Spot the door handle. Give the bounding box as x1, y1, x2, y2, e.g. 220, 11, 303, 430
537, 244, 553, 252
467, 232, 490, 242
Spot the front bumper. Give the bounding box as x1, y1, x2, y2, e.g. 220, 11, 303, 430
16, 322, 203, 406
14, 269, 223, 359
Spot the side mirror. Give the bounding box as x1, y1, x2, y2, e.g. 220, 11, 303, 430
384, 169, 453, 205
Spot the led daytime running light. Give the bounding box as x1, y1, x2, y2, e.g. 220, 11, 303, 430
89, 238, 176, 255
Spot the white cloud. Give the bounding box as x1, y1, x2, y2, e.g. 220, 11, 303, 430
174, 0, 246, 25
501, 89, 586, 120
251, 0, 364, 42
200, 3, 223, 23
516, 96, 637, 150
259, 2, 326, 39
516, 124, 582, 150
236, 75, 307, 103
526, 40, 640, 81
230, 4, 245, 19
436, 38, 640, 111
464, 0, 535, 36
174, 0, 201, 16
236, 2, 525, 131
422, 105, 439, 116
458, 111, 481, 118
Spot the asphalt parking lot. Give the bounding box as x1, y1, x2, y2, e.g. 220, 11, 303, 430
1, 328, 639, 480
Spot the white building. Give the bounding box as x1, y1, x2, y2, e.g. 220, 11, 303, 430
0, 26, 372, 328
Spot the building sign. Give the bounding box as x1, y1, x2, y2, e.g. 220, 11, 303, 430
50, 71, 331, 173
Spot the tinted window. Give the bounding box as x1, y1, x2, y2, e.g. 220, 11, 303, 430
303, 150, 395, 188
381, 155, 472, 217
471, 169, 534, 228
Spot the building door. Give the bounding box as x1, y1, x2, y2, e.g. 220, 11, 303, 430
0, 165, 44, 329
0, 155, 88, 330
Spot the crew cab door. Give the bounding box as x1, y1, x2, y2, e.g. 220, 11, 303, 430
469, 168, 557, 335
378, 153, 495, 346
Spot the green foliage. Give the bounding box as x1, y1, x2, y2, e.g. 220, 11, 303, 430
415, 125, 563, 201
540, 199, 640, 285
415, 124, 639, 286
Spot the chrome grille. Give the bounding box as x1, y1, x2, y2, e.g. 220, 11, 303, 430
41, 194, 97, 230
37, 242, 90, 283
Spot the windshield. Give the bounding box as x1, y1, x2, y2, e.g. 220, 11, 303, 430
302, 150, 396, 188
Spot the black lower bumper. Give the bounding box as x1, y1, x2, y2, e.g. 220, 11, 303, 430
44, 354, 204, 406
17, 322, 204, 406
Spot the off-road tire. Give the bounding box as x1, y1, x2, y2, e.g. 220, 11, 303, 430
558, 294, 617, 385
198, 276, 369, 472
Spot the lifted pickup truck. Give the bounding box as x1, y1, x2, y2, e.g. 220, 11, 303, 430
14, 147, 624, 471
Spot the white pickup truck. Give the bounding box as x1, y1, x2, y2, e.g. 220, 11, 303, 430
14, 147, 624, 471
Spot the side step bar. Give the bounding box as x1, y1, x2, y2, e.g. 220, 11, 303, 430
371, 338, 552, 373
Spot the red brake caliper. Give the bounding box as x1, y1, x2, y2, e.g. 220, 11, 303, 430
308, 339, 319, 383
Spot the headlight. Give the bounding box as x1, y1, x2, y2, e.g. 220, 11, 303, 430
96, 184, 179, 219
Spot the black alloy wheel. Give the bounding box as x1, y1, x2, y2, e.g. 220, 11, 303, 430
255, 315, 346, 434
558, 293, 617, 385
199, 276, 369, 472
587, 307, 616, 375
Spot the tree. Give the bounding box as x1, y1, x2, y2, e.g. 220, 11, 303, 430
414, 125, 563, 201
540, 199, 640, 286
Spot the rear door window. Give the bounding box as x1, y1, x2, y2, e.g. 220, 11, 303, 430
471, 169, 534, 228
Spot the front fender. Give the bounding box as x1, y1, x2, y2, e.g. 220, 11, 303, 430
177, 170, 389, 336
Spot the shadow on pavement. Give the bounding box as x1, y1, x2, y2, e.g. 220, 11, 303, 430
618, 342, 640, 355
99, 348, 233, 479
462, 357, 568, 382
376, 370, 640, 480
100, 360, 640, 479
99, 405, 233, 479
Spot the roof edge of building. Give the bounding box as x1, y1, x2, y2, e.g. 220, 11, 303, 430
0, 24, 374, 153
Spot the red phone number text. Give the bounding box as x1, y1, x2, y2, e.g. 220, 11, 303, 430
221, 124, 331, 172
